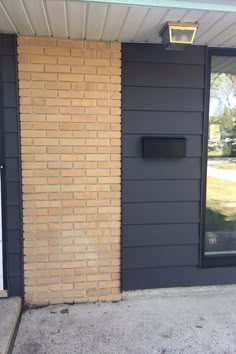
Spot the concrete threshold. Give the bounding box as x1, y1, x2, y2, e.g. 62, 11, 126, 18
0, 291, 8, 298
122, 284, 236, 299
0, 298, 22, 354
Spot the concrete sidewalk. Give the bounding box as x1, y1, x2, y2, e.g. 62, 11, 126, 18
0, 297, 22, 354
13, 286, 236, 354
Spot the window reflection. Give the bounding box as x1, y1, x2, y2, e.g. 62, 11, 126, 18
205, 56, 236, 256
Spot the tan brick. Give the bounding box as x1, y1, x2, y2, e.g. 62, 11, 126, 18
18, 54, 31, 64
18, 46, 44, 55
71, 49, 96, 58
31, 55, 57, 64
85, 74, 110, 83
57, 39, 83, 48
84, 42, 110, 50
18, 72, 31, 80
58, 90, 84, 98
71, 66, 96, 74
19, 63, 44, 72
19, 36, 121, 306
32, 72, 57, 81
45, 64, 70, 73
58, 73, 84, 82
85, 58, 110, 66
58, 56, 84, 65
18, 36, 30, 45
30, 37, 57, 47
45, 47, 70, 56
45, 81, 71, 90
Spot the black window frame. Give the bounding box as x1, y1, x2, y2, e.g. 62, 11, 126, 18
201, 47, 236, 268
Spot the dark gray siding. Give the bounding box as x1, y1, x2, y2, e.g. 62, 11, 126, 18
122, 44, 236, 290
0, 34, 23, 296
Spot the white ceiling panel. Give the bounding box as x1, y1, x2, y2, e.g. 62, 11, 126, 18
67, 1, 86, 39
23, 0, 49, 36
196, 12, 236, 45
0, 0, 236, 47
207, 16, 236, 47
219, 33, 236, 48
194, 11, 225, 44
149, 8, 188, 43
118, 6, 149, 42
86, 3, 108, 40
101, 5, 129, 41
46, 0, 67, 38
0, 3, 16, 33
133, 7, 168, 42
179, 9, 206, 22
1, 0, 33, 34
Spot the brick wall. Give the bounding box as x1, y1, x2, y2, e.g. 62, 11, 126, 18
17, 36, 121, 305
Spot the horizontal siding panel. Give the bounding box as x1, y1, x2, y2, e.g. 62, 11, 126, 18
7, 206, 21, 230
0, 56, 16, 82
122, 223, 199, 247
0, 35, 16, 56
122, 87, 204, 111
4, 108, 19, 133
8, 254, 22, 277
5, 159, 20, 182
7, 230, 21, 253
122, 62, 204, 88
122, 245, 198, 268
122, 111, 203, 135
122, 44, 206, 291
6, 183, 20, 206
122, 44, 205, 65
3, 82, 17, 108
8, 276, 23, 297
122, 180, 200, 203
122, 266, 236, 291
5, 133, 19, 158
122, 202, 199, 225
123, 158, 201, 180
122, 135, 202, 158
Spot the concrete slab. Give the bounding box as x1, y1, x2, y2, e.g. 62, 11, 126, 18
0, 297, 22, 354
0, 291, 8, 298
13, 287, 236, 354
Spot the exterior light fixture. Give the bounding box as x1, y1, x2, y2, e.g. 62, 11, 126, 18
160, 22, 199, 50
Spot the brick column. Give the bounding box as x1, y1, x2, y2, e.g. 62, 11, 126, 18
17, 36, 121, 305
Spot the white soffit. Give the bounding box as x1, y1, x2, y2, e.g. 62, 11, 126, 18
0, 0, 236, 47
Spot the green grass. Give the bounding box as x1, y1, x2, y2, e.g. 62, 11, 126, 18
208, 150, 224, 157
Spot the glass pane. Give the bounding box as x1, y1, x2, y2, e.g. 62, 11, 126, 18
171, 29, 193, 43
205, 56, 236, 256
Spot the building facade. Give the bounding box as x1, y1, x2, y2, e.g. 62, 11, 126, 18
0, 0, 236, 305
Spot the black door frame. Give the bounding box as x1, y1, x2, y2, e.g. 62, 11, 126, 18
0, 34, 23, 296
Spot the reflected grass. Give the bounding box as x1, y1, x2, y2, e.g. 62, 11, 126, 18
211, 163, 236, 170
206, 177, 236, 230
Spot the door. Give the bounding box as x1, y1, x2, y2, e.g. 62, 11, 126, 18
0, 165, 3, 290
0, 81, 4, 290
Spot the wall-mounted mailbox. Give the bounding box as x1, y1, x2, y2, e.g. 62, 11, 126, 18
142, 137, 187, 158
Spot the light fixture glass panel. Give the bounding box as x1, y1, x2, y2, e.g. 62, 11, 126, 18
171, 29, 194, 43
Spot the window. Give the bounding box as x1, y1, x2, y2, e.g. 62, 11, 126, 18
203, 50, 236, 267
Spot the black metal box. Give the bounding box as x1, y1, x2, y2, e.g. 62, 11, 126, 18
142, 137, 187, 158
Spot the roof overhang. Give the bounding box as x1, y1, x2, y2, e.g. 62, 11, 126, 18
1, 0, 236, 47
